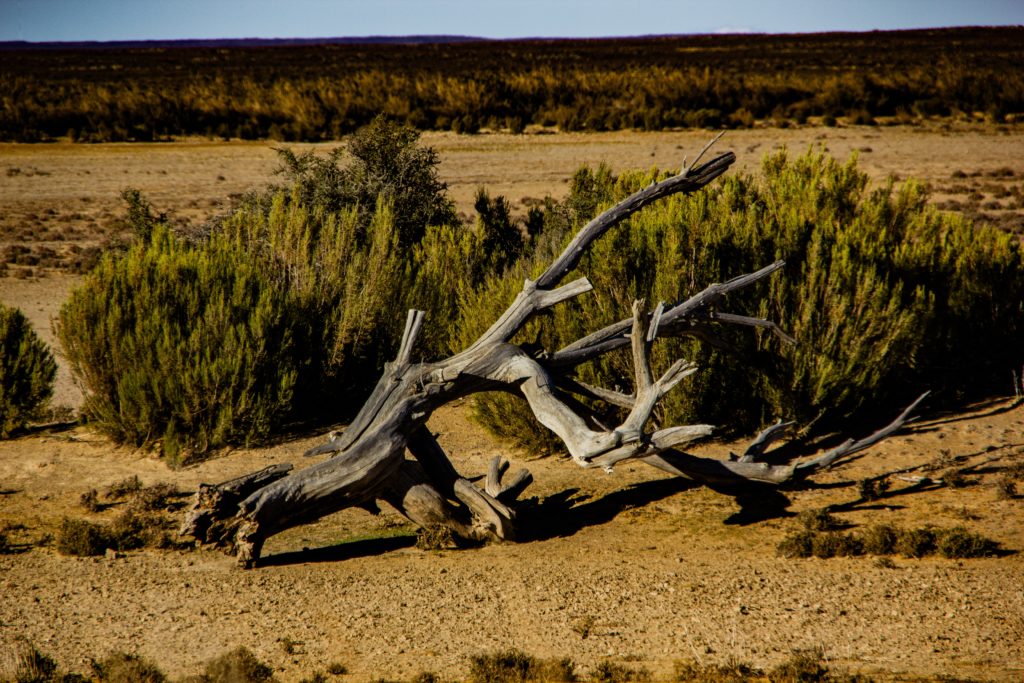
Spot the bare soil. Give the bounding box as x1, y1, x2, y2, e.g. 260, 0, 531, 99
1, 124, 1023, 682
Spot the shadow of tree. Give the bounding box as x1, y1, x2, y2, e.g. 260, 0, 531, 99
519, 477, 700, 541
257, 533, 417, 567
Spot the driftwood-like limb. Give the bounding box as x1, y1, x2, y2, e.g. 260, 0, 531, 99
179, 140, 926, 567
792, 391, 930, 476
179, 463, 293, 544
738, 421, 798, 462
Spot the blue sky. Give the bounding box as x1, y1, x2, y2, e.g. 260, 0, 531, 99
1, 0, 1022, 42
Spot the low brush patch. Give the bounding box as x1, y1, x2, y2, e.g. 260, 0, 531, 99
778, 523, 1001, 560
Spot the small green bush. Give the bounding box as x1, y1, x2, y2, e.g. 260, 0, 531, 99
467, 650, 575, 683
56, 510, 176, 556
89, 652, 166, 683
57, 225, 297, 464
201, 646, 276, 683
0, 303, 57, 437
56, 517, 110, 556
894, 526, 936, 558
273, 115, 457, 248
860, 524, 899, 555
798, 509, 842, 531
810, 532, 863, 558
935, 526, 1000, 558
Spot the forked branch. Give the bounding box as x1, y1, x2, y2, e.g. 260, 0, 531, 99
180, 138, 927, 568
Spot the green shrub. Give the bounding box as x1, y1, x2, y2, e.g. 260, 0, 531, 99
0, 303, 57, 437
457, 150, 1024, 449
860, 524, 899, 555
201, 646, 276, 683
57, 225, 297, 464
58, 117, 477, 462
935, 526, 999, 558
894, 526, 936, 558
273, 115, 457, 248
89, 652, 166, 683
56, 517, 111, 556
467, 650, 574, 683
798, 509, 842, 531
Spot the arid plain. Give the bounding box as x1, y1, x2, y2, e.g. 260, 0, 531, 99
1, 124, 1023, 681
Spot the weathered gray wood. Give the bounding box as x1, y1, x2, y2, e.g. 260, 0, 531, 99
178, 141, 925, 567
179, 463, 293, 543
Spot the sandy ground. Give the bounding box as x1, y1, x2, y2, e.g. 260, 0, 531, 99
1, 125, 1024, 681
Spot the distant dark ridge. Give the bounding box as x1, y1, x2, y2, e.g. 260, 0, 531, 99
0, 35, 489, 50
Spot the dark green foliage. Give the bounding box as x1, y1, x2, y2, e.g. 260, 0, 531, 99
934, 526, 999, 559
860, 524, 900, 555
678, 654, 867, 683
58, 119, 474, 461
274, 115, 457, 247
89, 652, 166, 683
200, 647, 276, 683
56, 508, 177, 556
894, 526, 937, 558
475, 188, 526, 274
467, 650, 575, 683
777, 530, 818, 559
56, 517, 110, 556
0, 303, 57, 438
3, 29, 1022, 141
810, 532, 863, 559
458, 150, 1024, 449
857, 477, 890, 501
57, 225, 297, 464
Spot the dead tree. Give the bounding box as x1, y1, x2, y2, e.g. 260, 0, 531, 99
181, 145, 926, 567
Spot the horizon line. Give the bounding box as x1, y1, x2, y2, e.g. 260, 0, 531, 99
3, 25, 1022, 49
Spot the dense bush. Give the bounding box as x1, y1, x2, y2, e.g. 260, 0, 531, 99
58, 118, 484, 461
457, 150, 1024, 449
272, 115, 458, 247
0, 303, 57, 437
56, 225, 297, 463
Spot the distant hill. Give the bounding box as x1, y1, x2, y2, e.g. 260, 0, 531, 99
0, 35, 489, 50
2, 26, 1021, 143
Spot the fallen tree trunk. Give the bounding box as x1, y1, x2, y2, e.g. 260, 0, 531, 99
181, 143, 926, 567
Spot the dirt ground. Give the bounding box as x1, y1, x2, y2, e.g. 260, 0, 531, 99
1, 125, 1023, 682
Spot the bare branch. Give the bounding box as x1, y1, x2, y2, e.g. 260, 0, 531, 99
396, 309, 426, 366
739, 420, 797, 462
536, 151, 736, 289
709, 312, 797, 345
551, 260, 786, 369
793, 392, 930, 476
